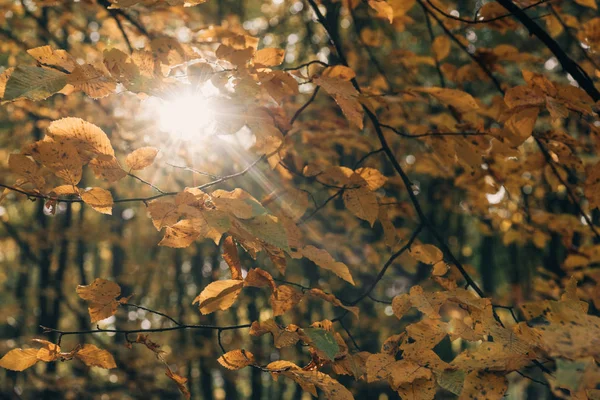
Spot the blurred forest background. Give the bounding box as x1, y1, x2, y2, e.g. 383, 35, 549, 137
1, 0, 600, 399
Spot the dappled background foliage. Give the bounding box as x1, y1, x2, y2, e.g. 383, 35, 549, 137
1, 0, 600, 399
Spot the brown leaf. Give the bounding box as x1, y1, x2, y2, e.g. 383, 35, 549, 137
222, 236, 243, 280
244, 268, 276, 291
271, 285, 304, 316
165, 367, 191, 400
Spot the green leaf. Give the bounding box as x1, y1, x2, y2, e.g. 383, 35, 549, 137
305, 328, 339, 361
240, 215, 291, 253
3, 66, 67, 102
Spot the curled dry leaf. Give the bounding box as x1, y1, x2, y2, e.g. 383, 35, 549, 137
165, 367, 191, 400
222, 236, 243, 280
217, 349, 255, 370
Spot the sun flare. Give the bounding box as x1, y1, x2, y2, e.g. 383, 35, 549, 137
155, 92, 216, 140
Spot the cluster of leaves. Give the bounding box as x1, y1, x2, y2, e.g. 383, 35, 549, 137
1, 0, 600, 398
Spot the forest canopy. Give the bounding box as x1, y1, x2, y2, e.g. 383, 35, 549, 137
1, 0, 600, 399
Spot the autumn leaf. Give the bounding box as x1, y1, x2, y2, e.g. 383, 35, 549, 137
47, 117, 115, 160
76, 278, 125, 323
81, 187, 114, 215
302, 246, 355, 285
244, 268, 276, 290
271, 285, 304, 316
222, 236, 243, 280
253, 48, 285, 68
2, 66, 67, 102
409, 244, 443, 265
343, 187, 379, 226
416, 87, 479, 114
432, 36, 451, 60
125, 146, 159, 170
75, 344, 117, 369
305, 328, 340, 360
27, 46, 77, 72
29, 141, 82, 185
217, 349, 255, 370
0, 348, 39, 371
459, 371, 507, 400
368, 0, 394, 23
193, 280, 244, 314
159, 219, 200, 248
165, 367, 191, 400
67, 64, 117, 99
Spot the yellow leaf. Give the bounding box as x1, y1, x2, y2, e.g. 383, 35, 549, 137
253, 48, 285, 67
308, 288, 359, 318
392, 293, 412, 319
322, 65, 356, 81
47, 117, 115, 159
8, 154, 44, 188
159, 219, 200, 248
409, 244, 443, 264
355, 167, 387, 191
125, 146, 159, 170
432, 36, 451, 60
302, 245, 355, 285
81, 187, 113, 215
0, 348, 39, 371
217, 349, 255, 370
148, 199, 179, 230
396, 378, 436, 400
366, 353, 396, 382
88, 156, 127, 182
417, 87, 479, 113
33, 340, 61, 362
27, 45, 77, 72
30, 141, 82, 185
459, 371, 507, 399
76, 278, 123, 323
368, 0, 394, 23
575, 0, 597, 9
67, 64, 116, 99
75, 344, 117, 369
193, 279, 244, 314
211, 188, 266, 219
343, 187, 378, 226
